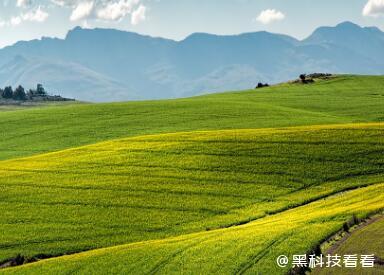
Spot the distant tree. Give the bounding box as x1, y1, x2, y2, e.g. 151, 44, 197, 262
2, 86, 13, 99
13, 85, 26, 100
36, 84, 46, 96
299, 74, 306, 83
0, 88, 3, 98
27, 89, 34, 99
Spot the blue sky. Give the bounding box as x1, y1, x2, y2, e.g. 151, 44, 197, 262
0, 0, 384, 48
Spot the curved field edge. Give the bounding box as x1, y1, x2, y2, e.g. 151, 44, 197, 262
314, 215, 384, 274
0, 75, 383, 161
2, 183, 383, 275
0, 122, 383, 267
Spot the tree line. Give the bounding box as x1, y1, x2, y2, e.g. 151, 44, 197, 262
0, 84, 47, 101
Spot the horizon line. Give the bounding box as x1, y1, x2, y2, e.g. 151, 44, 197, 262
1, 20, 382, 50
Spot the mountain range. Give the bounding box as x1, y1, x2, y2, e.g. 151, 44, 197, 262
0, 21, 383, 102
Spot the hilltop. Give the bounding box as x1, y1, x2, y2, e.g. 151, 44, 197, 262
0, 75, 383, 274
0, 75, 383, 160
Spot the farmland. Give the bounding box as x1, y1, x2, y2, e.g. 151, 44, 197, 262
0, 75, 383, 274
0, 75, 383, 161
315, 217, 384, 275
2, 182, 383, 274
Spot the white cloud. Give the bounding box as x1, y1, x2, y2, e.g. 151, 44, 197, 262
363, 0, 384, 17
6, 6, 49, 26
96, 0, 139, 21
70, 1, 94, 21
10, 16, 22, 26
51, 0, 80, 7
256, 9, 285, 25
55, 0, 145, 24
82, 19, 91, 28
131, 4, 146, 25
22, 6, 49, 22
16, 0, 32, 8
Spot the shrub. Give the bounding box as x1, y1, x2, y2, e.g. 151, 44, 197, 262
256, 83, 270, 89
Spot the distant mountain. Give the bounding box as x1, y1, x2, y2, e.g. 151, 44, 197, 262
303, 21, 384, 72
0, 55, 137, 102
0, 21, 383, 102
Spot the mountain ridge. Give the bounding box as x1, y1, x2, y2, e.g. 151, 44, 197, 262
0, 21, 383, 102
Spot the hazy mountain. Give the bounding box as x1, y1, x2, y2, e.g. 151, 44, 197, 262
0, 55, 137, 102
0, 21, 383, 102
304, 22, 384, 60
303, 21, 384, 72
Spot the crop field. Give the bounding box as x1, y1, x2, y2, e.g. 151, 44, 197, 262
0, 101, 80, 113
0, 123, 383, 273
0, 75, 383, 274
2, 183, 383, 274
315, 217, 384, 275
333, 217, 384, 262
0, 75, 383, 161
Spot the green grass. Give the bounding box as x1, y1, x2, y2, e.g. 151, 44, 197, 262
0, 75, 383, 161
0, 123, 383, 271
3, 183, 383, 274
335, 217, 384, 260
315, 217, 384, 275
0, 75, 383, 274
0, 101, 81, 113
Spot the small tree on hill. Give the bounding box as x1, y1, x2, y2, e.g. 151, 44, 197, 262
13, 85, 26, 100
2, 86, 13, 99
256, 82, 270, 89
299, 74, 306, 83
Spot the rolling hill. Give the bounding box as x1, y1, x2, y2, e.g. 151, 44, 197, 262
0, 75, 383, 274
0, 123, 383, 274
3, 183, 382, 274
1, 22, 384, 101
0, 75, 383, 161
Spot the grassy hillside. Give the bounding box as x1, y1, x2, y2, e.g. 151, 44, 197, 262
0, 101, 80, 112
3, 183, 383, 274
0, 75, 383, 161
0, 75, 383, 274
0, 123, 383, 270
315, 217, 384, 274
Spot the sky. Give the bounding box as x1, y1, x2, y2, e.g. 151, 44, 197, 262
0, 0, 384, 48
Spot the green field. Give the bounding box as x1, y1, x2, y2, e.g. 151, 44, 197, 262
2, 182, 383, 274
0, 75, 383, 274
0, 101, 81, 113
315, 217, 384, 275
0, 75, 383, 161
